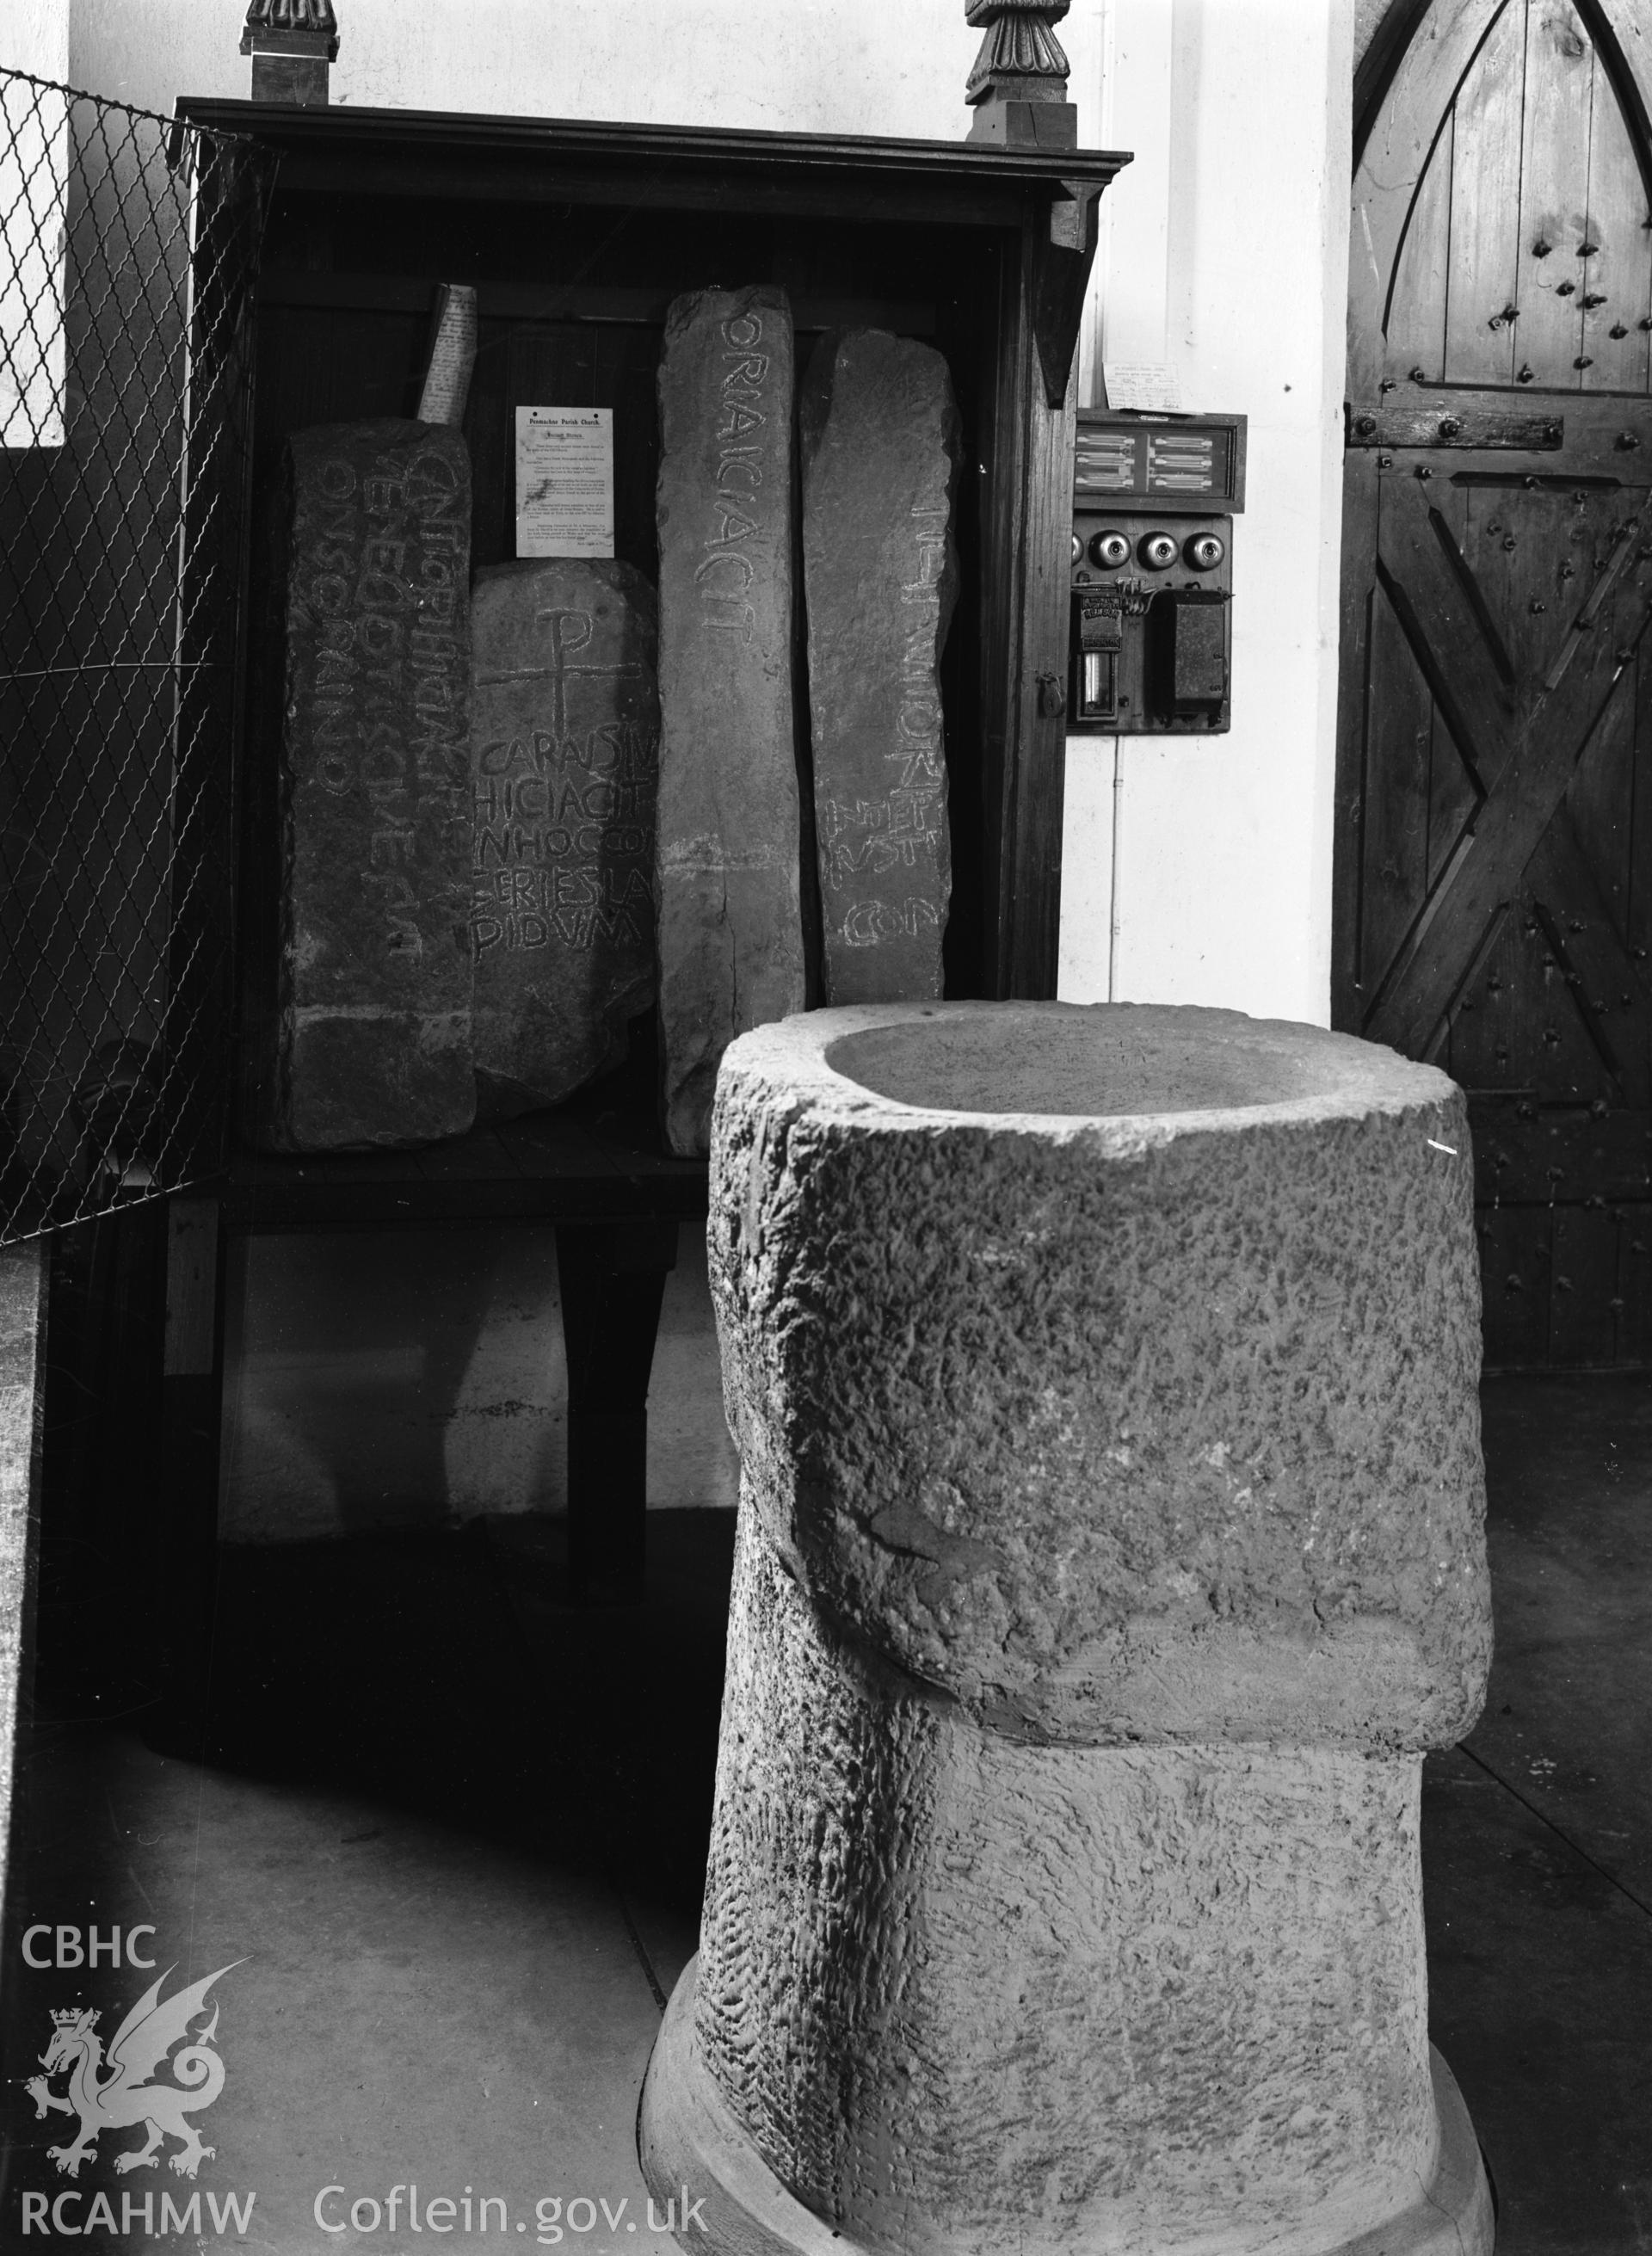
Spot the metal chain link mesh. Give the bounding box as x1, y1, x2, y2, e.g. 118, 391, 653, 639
1, 68, 270, 1244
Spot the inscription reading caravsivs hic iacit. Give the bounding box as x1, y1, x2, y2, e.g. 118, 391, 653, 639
470, 605, 656, 955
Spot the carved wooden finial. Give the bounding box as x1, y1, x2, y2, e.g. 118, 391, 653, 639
242, 0, 340, 106
965, 0, 1078, 147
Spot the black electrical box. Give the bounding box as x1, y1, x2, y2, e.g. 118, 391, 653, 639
1068, 410, 1247, 734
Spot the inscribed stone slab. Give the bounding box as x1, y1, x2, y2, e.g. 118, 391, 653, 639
800, 329, 960, 1003
470, 559, 659, 1113
655, 285, 804, 1157
255, 420, 475, 1150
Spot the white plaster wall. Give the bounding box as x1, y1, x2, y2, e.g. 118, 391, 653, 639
1, 0, 68, 79
70, 0, 980, 137
1058, 0, 1353, 1026
2, 0, 71, 449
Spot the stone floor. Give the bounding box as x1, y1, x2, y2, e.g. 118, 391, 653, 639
1424, 1372, 1652, 2251
1, 1381, 1648, 2253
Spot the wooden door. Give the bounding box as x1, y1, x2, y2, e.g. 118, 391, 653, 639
1338, 0, 1652, 1366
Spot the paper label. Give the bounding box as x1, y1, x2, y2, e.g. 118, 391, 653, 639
515, 407, 614, 558
1103, 361, 1182, 412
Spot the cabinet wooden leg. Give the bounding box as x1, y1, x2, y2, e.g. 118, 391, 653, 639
38, 1213, 145, 1713
556, 1219, 677, 1606
157, 1196, 225, 1741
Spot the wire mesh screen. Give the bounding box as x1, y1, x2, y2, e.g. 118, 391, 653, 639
0, 69, 271, 1245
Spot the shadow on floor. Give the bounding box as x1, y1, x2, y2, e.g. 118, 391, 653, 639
203, 1510, 734, 1909
0, 1510, 734, 2253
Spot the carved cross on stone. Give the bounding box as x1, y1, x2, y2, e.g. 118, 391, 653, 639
476, 607, 646, 740
965, 0, 1078, 149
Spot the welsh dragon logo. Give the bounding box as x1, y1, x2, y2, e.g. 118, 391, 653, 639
23, 1963, 240, 2180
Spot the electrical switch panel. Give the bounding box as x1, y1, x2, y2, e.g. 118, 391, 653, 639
1068, 410, 1247, 735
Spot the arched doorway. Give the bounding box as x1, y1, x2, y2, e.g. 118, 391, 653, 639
1337, 0, 1652, 1366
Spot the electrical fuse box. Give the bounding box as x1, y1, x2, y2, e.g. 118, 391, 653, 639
1069, 410, 1247, 734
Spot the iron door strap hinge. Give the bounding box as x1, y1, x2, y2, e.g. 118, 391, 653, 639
1347, 404, 1565, 450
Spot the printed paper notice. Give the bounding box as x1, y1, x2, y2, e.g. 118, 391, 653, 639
515, 406, 614, 558
1103, 362, 1182, 412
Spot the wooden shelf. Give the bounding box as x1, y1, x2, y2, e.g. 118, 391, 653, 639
208, 1106, 707, 1231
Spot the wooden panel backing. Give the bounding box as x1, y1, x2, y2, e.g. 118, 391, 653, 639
1353, 0, 1652, 401
1516, 0, 1595, 387
1389, 102, 1454, 385
1348, 0, 1505, 398
1477, 1199, 1554, 1365
245, 155, 1088, 1018
1581, 65, 1652, 393
1443, 0, 1525, 386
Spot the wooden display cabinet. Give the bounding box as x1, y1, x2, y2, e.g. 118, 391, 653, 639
152, 95, 1126, 1632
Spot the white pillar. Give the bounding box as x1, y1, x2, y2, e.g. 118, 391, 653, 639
1061, 0, 1353, 1026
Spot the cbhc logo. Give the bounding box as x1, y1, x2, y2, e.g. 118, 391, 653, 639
22, 1926, 156, 1969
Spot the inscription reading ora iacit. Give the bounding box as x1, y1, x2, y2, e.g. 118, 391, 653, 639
654, 285, 804, 1156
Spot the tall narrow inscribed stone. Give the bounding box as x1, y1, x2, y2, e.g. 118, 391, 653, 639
655, 285, 804, 1156
256, 419, 474, 1150
800, 330, 960, 1004
470, 559, 659, 1113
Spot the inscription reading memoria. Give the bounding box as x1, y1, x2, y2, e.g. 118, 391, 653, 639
300, 441, 470, 964
799, 329, 960, 1005
261, 417, 476, 1151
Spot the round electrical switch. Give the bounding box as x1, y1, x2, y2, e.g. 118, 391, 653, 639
1185, 531, 1226, 570
1138, 530, 1179, 570
1088, 529, 1131, 570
